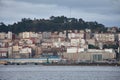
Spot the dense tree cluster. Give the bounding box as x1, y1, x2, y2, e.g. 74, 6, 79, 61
88, 44, 99, 49
103, 44, 118, 49
0, 16, 107, 34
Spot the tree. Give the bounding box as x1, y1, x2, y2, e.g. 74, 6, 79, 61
0, 22, 8, 32
0, 16, 106, 33
88, 44, 99, 49
103, 44, 118, 49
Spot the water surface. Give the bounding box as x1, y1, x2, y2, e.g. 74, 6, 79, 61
0, 65, 120, 80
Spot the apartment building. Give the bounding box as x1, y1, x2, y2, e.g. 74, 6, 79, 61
94, 33, 115, 43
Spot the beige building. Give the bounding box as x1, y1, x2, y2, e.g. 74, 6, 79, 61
19, 47, 32, 54
35, 47, 42, 55
12, 45, 32, 58
94, 33, 115, 43
68, 32, 84, 39
41, 42, 53, 48
63, 49, 116, 62
0, 48, 8, 58
0, 32, 6, 39
22, 32, 30, 38
70, 38, 80, 46
19, 32, 38, 39
12, 45, 20, 52
86, 39, 96, 45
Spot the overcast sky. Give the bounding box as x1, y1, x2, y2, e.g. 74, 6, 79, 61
0, 0, 120, 27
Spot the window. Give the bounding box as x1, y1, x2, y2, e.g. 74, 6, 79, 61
93, 54, 102, 61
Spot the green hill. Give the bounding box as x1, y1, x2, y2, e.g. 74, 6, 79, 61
0, 16, 107, 33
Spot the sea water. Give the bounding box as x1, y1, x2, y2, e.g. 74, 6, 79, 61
0, 65, 120, 80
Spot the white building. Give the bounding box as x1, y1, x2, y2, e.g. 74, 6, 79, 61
70, 38, 80, 46
42, 32, 51, 39
85, 29, 91, 33
29, 32, 38, 38
94, 33, 115, 43
7, 31, 12, 39
59, 32, 66, 38
19, 47, 32, 54
118, 33, 120, 41
68, 32, 84, 39
67, 47, 85, 53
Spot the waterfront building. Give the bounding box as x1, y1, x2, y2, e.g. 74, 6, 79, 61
0, 47, 8, 58
64, 48, 116, 62
0, 31, 118, 62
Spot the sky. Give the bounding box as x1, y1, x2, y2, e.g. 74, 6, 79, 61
0, 0, 120, 27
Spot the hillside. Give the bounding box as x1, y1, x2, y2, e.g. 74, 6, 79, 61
0, 16, 107, 33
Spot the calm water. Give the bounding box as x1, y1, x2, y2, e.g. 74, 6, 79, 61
0, 65, 120, 80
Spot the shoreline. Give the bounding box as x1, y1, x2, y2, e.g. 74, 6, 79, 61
1, 62, 120, 66
43, 63, 120, 66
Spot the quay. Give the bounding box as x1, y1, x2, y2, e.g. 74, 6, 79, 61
0, 58, 61, 65
0, 58, 120, 66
